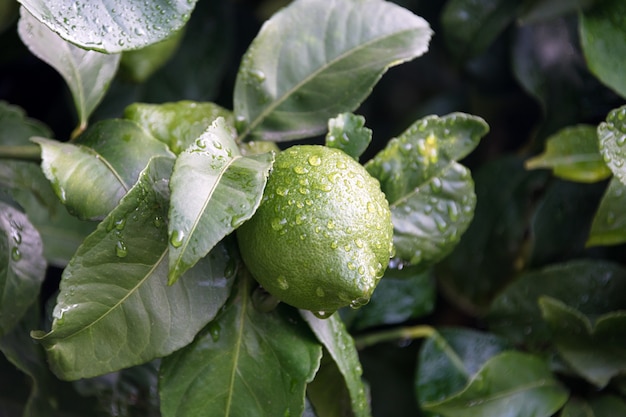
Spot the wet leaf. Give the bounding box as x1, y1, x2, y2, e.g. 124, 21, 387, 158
234, 0, 432, 141
598, 105, 626, 184
325, 113, 372, 161
167, 117, 274, 284
587, 177, 626, 247
159, 276, 322, 417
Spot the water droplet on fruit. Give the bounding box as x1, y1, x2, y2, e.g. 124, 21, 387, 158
271, 217, 287, 231
316, 287, 325, 297
313, 310, 334, 319
430, 177, 443, 193
170, 230, 185, 248
293, 165, 308, 175
308, 155, 321, 166
330, 241, 338, 249
277, 276, 289, 290
276, 186, 289, 196
350, 297, 370, 309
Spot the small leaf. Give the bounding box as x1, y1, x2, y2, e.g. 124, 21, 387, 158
580, 0, 626, 99
18, 8, 120, 133
124, 101, 234, 154
159, 275, 322, 417
32, 157, 235, 380
234, 0, 432, 141
167, 117, 274, 284
302, 311, 371, 417
18, 0, 198, 53
33, 119, 173, 220
422, 351, 568, 416
598, 105, 626, 184
539, 296, 626, 388
587, 177, 626, 247
0, 202, 46, 337
525, 125, 611, 183
325, 113, 372, 160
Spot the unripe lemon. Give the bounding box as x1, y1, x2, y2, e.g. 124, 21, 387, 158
237, 145, 393, 314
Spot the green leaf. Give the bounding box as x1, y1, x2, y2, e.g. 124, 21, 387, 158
422, 351, 568, 416
33, 119, 173, 220
233, 0, 432, 142
124, 101, 234, 155
525, 125, 611, 183
18, 8, 120, 133
416, 328, 510, 407
539, 296, 626, 388
587, 177, 626, 247
487, 260, 626, 349
561, 395, 626, 417
306, 354, 355, 417
0, 101, 51, 146
32, 157, 236, 380
365, 113, 488, 268
0, 202, 46, 337
159, 275, 322, 417
441, 0, 518, 60
580, 0, 626, 99
598, 106, 626, 184
18, 0, 198, 53
167, 118, 274, 284
302, 311, 371, 417
325, 113, 372, 161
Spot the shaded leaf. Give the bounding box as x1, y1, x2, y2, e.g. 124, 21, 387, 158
519, 0, 596, 24
167, 117, 274, 284
159, 275, 322, 417
587, 177, 626, 247
598, 105, 626, 184
580, 0, 626, 99
422, 351, 568, 416
539, 296, 626, 388
302, 311, 371, 417
18, 0, 198, 53
18, 8, 120, 133
366, 113, 488, 268
234, 0, 432, 141
325, 113, 372, 161
32, 157, 235, 380
0, 101, 51, 146
560, 395, 626, 417
0, 201, 46, 337
307, 354, 355, 417
525, 125, 611, 183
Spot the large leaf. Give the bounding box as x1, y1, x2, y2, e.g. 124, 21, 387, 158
17, 0, 198, 53
34, 119, 173, 220
0, 201, 46, 337
580, 0, 626, 99
159, 275, 322, 417
167, 117, 274, 284
560, 395, 626, 417
233, 0, 432, 142
421, 351, 568, 416
302, 311, 371, 417
587, 177, 626, 247
32, 157, 236, 380
18, 8, 120, 134
365, 113, 488, 268
598, 105, 626, 184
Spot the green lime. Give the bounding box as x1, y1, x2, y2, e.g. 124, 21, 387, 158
237, 145, 393, 315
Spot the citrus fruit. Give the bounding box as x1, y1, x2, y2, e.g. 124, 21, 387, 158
237, 145, 394, 314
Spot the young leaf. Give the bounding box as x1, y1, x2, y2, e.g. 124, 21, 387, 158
325, 113, 372, 161
587, 177, 626, 247
580, 0, 626, 99
233, 0, 432, 142
598, 105, 626, 184
167, 117, 274, 284
18, 8, 121, 134
33, 119, 174, 220
18, 0, 198, 53
32, 157, 236, 380
0, 201, 46, 337
422, 351, 568, 416
525, 125, 611, 183
539, 296, 626, 388
365, 113, 488, 268
159, 275, 322, 417
301, 311, 371, 417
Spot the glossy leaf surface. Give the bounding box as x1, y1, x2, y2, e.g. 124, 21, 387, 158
325, 113, 372, 161
233, 0, 432, 141
18, 0, 198, 53
32, 157, 235, 380
587, 177, 626, 247
159, 276, 322, 417
167, 118, 273, 284
598, 106, 626, 184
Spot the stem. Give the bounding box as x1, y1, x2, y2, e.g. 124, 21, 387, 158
354, 324, 436, 350
0, 145, 41, 161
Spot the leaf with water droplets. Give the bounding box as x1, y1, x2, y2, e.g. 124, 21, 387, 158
540, 296, 626, 388
160, 275, 322, 417
233, 0, 432, 141
365, 113, 488, 268
598, 105, 626, 184
0, 201, 46, 337
325, 113, 372, 161
31, 157, 235, 380
167, 117, 274, 285
18, 8, 120, 134
18, 0, 198, 53
587, 177, 626, 247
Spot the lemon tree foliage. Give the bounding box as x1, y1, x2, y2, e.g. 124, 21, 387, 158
2, 0, 626, 416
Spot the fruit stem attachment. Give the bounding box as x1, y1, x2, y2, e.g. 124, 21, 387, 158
354, 324, 436, 350
0, 145, 41, 161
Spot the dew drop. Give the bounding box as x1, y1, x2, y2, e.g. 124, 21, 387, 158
358, 266, 365, 275
336, 160, 347, 170
354, 238, 364, 248
347, 261, 356, 270
153, 215, 163, 228
213, 140, 223, 150
195, 138, 207, 149
308, 155, 322, 166
313, 310, 334, 319
114, 217, 126, 231
326, 220, 335, 230
293, 166, 308, 175
435, 216, 448, 232
209, 323, 221, 342
350, 297, 370, 309
271, 217, 287, 231
12, 232, 22, 245
298, 187, 310, 195
277, 276, 289, 290
316, 287, 325, 297
170, 230, 185, 248
11, 247, 21, 262
249, 69, 266, 82
115, 240, 128, 258
430, 177, 443, 193
330, 241, 338, 249
617, 135, 626, 147
276, 186, 289, 196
